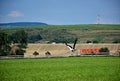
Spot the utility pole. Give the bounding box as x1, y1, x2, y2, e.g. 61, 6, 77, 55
96, 14, 101, 24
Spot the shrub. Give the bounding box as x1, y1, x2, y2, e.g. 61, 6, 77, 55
92, 40, 99, 43
45, 51, 51, 57
33, 51, 39, 56
86, 40, 99, 43
16, 49, 26, 55
113, 39, 120, 43
28, 34, 42, 43
99, 47, 109, 55
86, 40, 92, 43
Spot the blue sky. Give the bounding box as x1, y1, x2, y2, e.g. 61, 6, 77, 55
0, 0, 120, 25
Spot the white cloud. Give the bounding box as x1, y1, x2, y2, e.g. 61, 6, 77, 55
7, 11, 24, 17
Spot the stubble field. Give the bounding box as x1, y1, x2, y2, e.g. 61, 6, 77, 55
0, 57, 120, 81
24, 44, 120, 57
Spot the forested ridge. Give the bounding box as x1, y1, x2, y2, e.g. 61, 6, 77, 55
2, 24, 120, 43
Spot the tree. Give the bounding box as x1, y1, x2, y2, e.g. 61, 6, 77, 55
0, 29, 28, 56
0, 30, 11, 56
11, 30, 28, 55
12, 30, 28, 48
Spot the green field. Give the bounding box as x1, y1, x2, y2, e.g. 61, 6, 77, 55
3, 24, 120, 30
0, 57, 120, 81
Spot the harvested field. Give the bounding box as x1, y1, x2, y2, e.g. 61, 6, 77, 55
25, 44, 120, 57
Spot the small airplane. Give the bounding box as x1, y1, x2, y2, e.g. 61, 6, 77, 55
65, 38, 78, 52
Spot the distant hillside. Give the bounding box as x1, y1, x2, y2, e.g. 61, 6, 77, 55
2, 24, 120, 43
0, 22, 48, 28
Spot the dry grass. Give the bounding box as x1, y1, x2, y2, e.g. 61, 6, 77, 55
25, 44, 120, 57
68, 30, 120, 43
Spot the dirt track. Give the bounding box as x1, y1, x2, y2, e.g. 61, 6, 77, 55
24, 44, 120, 57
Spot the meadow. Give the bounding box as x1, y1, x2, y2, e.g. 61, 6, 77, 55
0, 57, 120, 81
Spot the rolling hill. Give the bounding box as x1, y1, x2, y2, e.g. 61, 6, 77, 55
0, 22, 48, 28
2, 24, 120, 43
